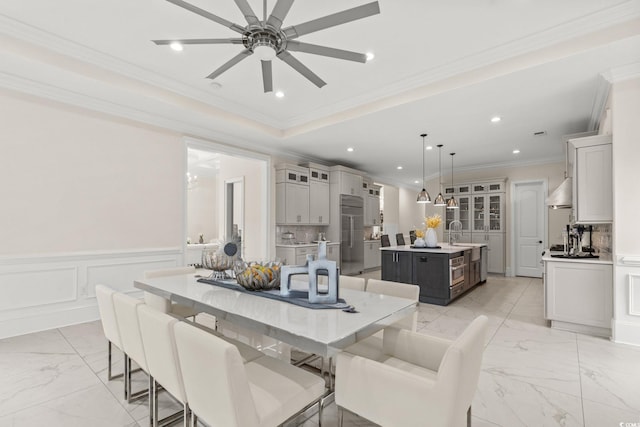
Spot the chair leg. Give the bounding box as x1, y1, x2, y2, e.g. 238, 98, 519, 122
317, 399, 323, 427
337, 406, 344, 427
123, 354, 130, 401
147, 375, 154, 427
467, 406, 472, 427
152, 378, 159, 427
190, 412, 197, 427
183, 402, 190, 427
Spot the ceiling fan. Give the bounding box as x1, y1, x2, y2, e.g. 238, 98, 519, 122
153, 0, 380, 92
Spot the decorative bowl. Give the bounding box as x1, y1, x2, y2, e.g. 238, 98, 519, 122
234, 261, 282, 291
202, 249, 235, 271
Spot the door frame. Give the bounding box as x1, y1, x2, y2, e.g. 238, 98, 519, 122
509, 179, 548, 277
183, 136, 271, 263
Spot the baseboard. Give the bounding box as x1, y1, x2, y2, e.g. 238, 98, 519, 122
613, 320, 640, 347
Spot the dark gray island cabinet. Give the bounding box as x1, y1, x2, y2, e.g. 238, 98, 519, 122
381, 245, 486, 305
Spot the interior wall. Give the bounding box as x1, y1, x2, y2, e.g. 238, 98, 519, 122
217, 154, 266, 261
611, 76, 640, 346
187, 176, 217, 244
0, 90, 183, 255
381, 185, 399, 240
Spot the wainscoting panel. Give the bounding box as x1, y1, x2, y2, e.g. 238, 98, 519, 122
0, 248, 182, 339
0, 266, 78, 311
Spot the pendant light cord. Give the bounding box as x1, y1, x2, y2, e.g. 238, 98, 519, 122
450, 152, 455, 188
421, 134, 426, 188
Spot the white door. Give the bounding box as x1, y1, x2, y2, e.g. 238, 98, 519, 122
514, 181, 545, 277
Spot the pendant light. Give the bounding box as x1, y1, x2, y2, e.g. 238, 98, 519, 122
446, 152, 459, 209
434, 144, 446, 206
416, 133, 431, 204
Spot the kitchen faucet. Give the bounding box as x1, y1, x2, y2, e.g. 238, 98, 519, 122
448, 220, 462, 245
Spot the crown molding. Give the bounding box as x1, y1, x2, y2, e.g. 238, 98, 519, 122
0, 14, 283, 129
282, 1, 640, 130
0, 70, 278, 157
602, 61, 640, 82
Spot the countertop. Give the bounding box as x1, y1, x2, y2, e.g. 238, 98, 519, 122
276, 241, 339, 248
380, 243, 485, 255
541, 250, 613, 265
365, 239, 381, 243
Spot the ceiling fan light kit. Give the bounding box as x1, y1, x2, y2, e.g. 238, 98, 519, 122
154, 0, 380, 92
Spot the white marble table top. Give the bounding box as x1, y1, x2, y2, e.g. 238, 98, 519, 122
134, 274, 417, 357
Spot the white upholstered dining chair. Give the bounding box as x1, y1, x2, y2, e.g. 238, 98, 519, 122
95, 285, 126, 393
342, 279, 419, 361
143, 266, 203, 321
112, 291, 155, 425
335, 315, 489, 427
173, 320, 327, 427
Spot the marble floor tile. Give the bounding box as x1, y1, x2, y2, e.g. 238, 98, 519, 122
0, 329, 103, 416
482, 318, 582, 397
473, 372, 584, 427
0, 383, 136, 427
4, 273, 640, 427
582, 398, 640, 427
577, 334, 640, 413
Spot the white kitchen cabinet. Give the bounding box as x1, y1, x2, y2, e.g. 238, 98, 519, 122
545, 260, 612, 336
364, 240, 381, 270
332, 171, 362, 196
571, 135, 612, 223
276, 182, 309, 224
445, 195, 471, 232
276, 164, 311, 225
472, 193, 505, 232
327, 243, 340, 268
275, 244, 339, 269
309, 180, 330, 225
472, 232, 504, 273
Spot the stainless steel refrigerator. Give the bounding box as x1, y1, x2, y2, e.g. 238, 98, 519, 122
340, 194, 364, 275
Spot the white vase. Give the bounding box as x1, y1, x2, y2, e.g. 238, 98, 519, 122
425, 228, 438, 247
413, 237, 426, 247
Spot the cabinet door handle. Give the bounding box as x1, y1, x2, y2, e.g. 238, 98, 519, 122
419, 257, 428, 262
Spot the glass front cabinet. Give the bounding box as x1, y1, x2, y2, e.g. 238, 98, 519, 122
472, 193, 505, 232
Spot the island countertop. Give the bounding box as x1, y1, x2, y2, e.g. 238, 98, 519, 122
380, 243, 485, 255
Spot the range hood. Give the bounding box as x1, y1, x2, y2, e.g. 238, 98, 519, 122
547, 177, 572, 209
546, 134, 575, 209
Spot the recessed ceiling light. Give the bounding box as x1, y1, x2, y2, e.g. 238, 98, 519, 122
426, 146, 433, 150
170, 42, 184, 52
513, 149, 520, 154
347, 147, 354, 152
491, 116, 501, 123
209, 81, 222, 90
414, 180, 420, 184
366, 52, 375, 61
397, 166, 403, 170
275, 91, 285, 98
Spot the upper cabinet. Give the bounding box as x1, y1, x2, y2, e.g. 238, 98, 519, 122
309, 165, 330, 225
570, 135, 613, 224
332, 170, 362, 196
276, 165, 310, 225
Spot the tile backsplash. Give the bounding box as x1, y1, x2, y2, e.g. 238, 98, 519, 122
276, 225, 327, 244
589, 224, 611, 254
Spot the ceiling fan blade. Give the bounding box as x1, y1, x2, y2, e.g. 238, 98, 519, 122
206, 49, 253, 80
282, 1, 380, 39
286, 41, 367, 63
153, 38, 244, 45
266, 0, 295, 30
277, 51, 326, 88
233, 0, 261, 26
261, 60, 273, 93
165, 0, 246, 34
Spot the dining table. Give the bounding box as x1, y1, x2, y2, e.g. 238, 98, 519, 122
134, 272, 417, 358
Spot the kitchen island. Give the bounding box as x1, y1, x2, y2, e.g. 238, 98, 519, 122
542, 250, 613, 337
380, 244, 487, 305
